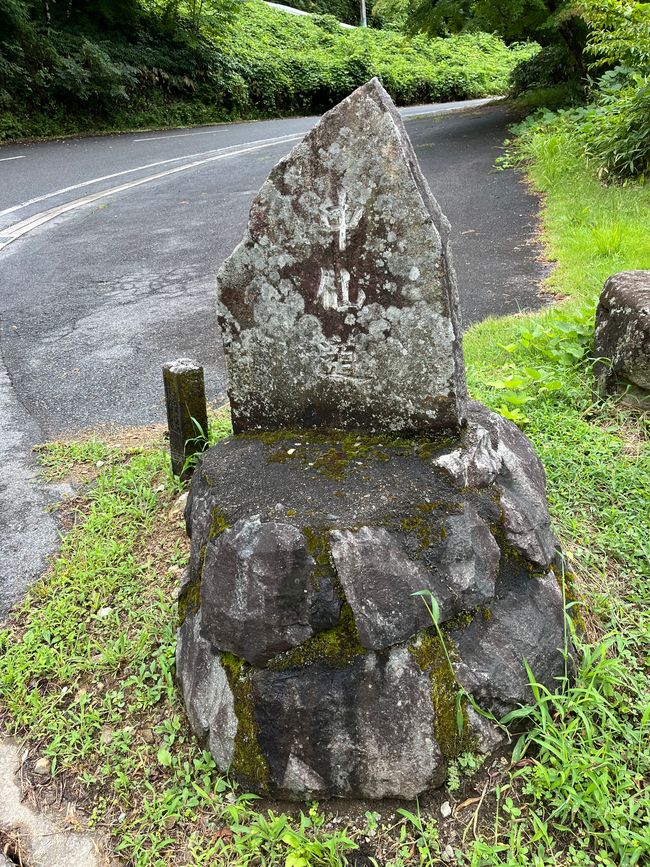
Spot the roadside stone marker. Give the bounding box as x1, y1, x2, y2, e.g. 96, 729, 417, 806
162, 358, 208, 479
176, 80, 571, 801
594, 270, 649, 406
216, 77, 466, 434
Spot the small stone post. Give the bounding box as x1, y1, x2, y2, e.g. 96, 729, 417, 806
163, 358, 208, 480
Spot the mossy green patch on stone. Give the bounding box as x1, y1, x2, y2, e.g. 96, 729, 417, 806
410, 628, 475, 759
220, 651, 270, 793
401, 514, 433, 549
208, 508, 230, 540
302, 526, 339, 595
267, 603, 365, 672
177, 576, 201, 626
241, 428, 459, 481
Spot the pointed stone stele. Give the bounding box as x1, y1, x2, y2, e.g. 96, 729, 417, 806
217, 77, 466, 434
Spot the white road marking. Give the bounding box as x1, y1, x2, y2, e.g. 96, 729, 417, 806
0, 97, 498, 252
0, 134, 303, 252
133, 128, 239, 142
0, 155, 26, 162
0, 132, 303, 219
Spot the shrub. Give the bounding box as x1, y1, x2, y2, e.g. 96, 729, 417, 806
577, 70, 650, 180
0, 0, 535, 140
510, 43, 579, 96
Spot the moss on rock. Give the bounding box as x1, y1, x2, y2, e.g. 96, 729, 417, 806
241, 428, 458, 481
220, 652, 271, 793
266, 603, 365, 671
208, 508, 230, 540
177, 575, 201, 626
410, 628, 475, 759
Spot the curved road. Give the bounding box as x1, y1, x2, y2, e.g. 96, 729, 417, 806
0, 99, 546, 615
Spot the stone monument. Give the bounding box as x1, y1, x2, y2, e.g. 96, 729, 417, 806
177, 79, 570, 800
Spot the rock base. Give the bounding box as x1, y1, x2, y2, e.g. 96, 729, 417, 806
177, 402, 570, 799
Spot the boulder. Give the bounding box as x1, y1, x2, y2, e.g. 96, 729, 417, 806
177, 403, 569, 799
594, 270, 650, 405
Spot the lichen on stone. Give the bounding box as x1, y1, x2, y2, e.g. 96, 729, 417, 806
220, 651, 270, 792
409, 627, 475, 758
302, 525, 338, 594
266, 602, 366, 671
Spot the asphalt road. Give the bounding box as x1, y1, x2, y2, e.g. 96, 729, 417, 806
0, 98, 546, 615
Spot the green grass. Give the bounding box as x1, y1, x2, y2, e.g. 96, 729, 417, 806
1, 134, 649, 865
459, 118, 650, 866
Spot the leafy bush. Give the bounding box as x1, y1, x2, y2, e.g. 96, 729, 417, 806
577, 70, 650, 180
0, 0, 535, 140
510, 43, 579, 96
211, 3, 537, 115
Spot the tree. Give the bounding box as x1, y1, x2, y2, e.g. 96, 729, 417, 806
401, 0, 587, 72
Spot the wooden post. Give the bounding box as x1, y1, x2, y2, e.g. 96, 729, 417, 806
163, 358, 208, 480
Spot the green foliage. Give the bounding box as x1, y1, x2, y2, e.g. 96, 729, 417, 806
508, 0, 650, 181
575, 0, 650, 70
500, 629, 650, 864
211, 4, 535, 115
462, 126, 650, 863
480, 304, 594, 424
404, 0, 579, 45
0, 0, 534, 140
509, 43, 581, 95
511, 83, 650, 183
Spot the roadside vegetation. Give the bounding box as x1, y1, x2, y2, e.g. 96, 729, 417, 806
0, 0, 533, 142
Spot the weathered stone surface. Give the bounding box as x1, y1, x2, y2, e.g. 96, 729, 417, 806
216, 78, 466, 435
466, 706, 505, 754
594, 270, 650, 404
330, 505, 499, 650
438, 402, 558, 569
176, 612, 237, 769
452, 572, 567, 719
199, 517, 340, 665
0, 737, 115, 867
252, 646, 445, 799
178, 413, 568, 798
162, 358, 208, 479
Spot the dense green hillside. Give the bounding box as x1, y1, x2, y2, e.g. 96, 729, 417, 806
0, 0, 535, 141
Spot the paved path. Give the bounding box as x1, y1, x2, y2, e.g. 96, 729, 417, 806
0, 100, 546, 615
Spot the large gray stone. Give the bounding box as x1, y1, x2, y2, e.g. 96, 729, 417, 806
452, 572, 568, 719
176, 612, 238, 769
252, 646, 445, 799
594, 271, 650, 404
435, 403, 558, 569
330, 504, 499, 650
199, 516, 340, 665
216, 78, 466, 435
178, 412, 568, 799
